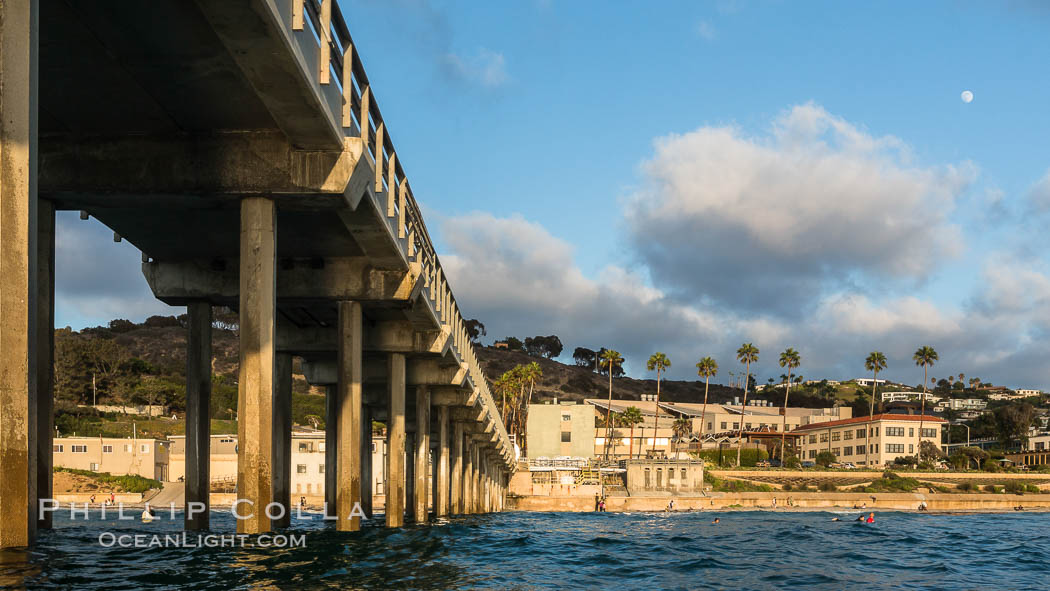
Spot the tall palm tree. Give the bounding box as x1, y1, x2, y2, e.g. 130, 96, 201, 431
864, 351, 888, 467
647, 352, 672, 457
620, 406, 644, 459
671, 417, 692, 458
969, 377, 980, 391
778, 348, 801, 464
735, 343, 759, 467
913, 346, 938, 461
601, 349, 624, 460
695, 357, 718, 443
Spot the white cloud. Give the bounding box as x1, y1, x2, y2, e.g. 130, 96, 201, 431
626, 102, 976, 315
696, 20, 717, 41
1026, 168, 1050, 213
441, 48, 509, 88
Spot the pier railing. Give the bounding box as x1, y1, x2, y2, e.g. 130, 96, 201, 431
287, 0, 511, 466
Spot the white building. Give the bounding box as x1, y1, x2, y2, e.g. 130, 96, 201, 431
881, 391, 940, 403
1015, 389, 1042, 398
855, 378, 888, 387
936, 398, 987, 411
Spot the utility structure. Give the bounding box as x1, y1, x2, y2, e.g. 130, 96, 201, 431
0, 0, 513, 547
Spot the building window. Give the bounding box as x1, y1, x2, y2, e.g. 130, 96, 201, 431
372, 442, 376, 453
318, 442, 325, 452
909, 428, 914, 437
220, 438, 235, 443
886, 444, 905, 453
841, 447, 851, 456
89, 463, 99, 471
843, 431, 852, 440
296, 464, 307, 474
102, 445, 113, 453
886, 427, 905, 437
720, 422, 727, 430
656, 468, 663, 488
140, 444, 149, 453
644, 468, 650, 487
53, 445, 63, 453
561, 432, 571, 443
561, 414, 571, 421
124, 444, 132, 453
809, 435, 817, 444
808, 450, 816, 459
909, 444, 914, 453
921, 428, 938, 438
831, 432, 840, 441
819, 433, 829, 443
831, 448, 840, 456
745, 423, 752, 430
71, 445, 88, 453
732, 423, 739, 430
856, 429, 865, 439
1037, 442, 1046, 451
708, 422, 713, 431
298, 442, 312, 452
319, 464, 325, 474
856, 445, 865, 455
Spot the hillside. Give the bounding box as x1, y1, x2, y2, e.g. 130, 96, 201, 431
476, 346, 748, 405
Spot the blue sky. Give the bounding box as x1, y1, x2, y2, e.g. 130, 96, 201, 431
57, 1, 1050, 388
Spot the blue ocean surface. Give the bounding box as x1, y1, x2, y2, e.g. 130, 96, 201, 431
1, 509, 1046, 590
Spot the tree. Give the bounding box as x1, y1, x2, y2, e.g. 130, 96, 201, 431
695, 357, 718, 443
600, 349, 624, 460
647, 352, 672, 457
502, 336, 524, 351
993, 403, 1036, 450
913, 346, 938, 456
735, 343, 760, 467
968, 377, 981, 391
864, 351, 888, 467
919, 440, 946, 465
517, 362, 543, 453
464, 319, 486, 343
815, 450, 836, 467
572, 347, 596, 368
778, 348, 801, 464
108, 319, 137, 333
950, 446, 988, 470
620, 406, 644, 459
671, 417, 691, 458
596, 348, 625, 377
524, 335, 563, 359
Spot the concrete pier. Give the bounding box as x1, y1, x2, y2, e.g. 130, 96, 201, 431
413, 386, 430, 521
35, 200, 54, 531
436, 405, 450, 517
386, 353, 406, 527
185, 302, 212, 530
463, 439, 475, 514
336, 301, 363, 531
451, 421, 464, 514
325, 384, 338, 518
362, 404, 373, 518
0, 0, 39, 548
236, 197, 275, 535
272, 353, 293, 528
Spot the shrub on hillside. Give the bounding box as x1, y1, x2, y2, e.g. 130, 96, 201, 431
1003, 481, 1026, 495
818, 482, 837, 492
54, 467, 161, 494
983, 484, 1000, 493
956, 482, 975, 492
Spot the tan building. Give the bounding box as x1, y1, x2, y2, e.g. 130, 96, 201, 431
624, 459, 704, 493
525, 401, 596, 459
793, 413, 946, 466
53, 436, 170, 481
586, 399, 851, 458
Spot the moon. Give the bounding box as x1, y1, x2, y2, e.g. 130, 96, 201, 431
961, 90, 974, 103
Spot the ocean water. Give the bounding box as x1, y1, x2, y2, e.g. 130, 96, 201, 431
1, 509, 1047, 590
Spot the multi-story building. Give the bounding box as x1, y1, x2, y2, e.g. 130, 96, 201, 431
167, 429, 389, 496
793, 414, 946, 466
882, 391, 940, 403
525, 401, 596, 459
574, 399, 850, 459
1014, 389, 1042, 398
53, 436, 170, 481
935, 398, 987, 411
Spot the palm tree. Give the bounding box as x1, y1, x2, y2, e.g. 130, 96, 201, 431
671, 417, 692, 458
601, 349, 624, 460
778, 348, 801, 464
735, 343, 759, 466
695, 357, 718, 443
969, 377, 980, 391
518, 362, 542, 454
913, 346, 939, 461
864, 351, 888, 467
728, 371, 735, 389
647, 352, 672, 457
620, 406, 644, 459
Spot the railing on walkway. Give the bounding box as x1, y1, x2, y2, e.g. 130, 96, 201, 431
287, 0, 512, 465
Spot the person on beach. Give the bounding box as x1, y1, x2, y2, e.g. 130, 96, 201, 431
90, 494, 96, 505
595, 494, 600, 512
771, 497, 776, 509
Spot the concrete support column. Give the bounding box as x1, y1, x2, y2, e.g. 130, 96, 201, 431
386, 353, 406, 527
0, 0, 39, 549
405, 432, 415, 521
436, 406, 450, 517
483, 456, 491, 513
324, 385, 337, 517
413, 386, 430, 522
34, 200, 53, 531
185, 302, 212, 531
236, 197, 276, 534
472, 444, 481, 514
361, 405, 373, 518
272, 353, 293, 528
451, 421, 464, 515
336, 301, 363, 531
463, 439, 474, 514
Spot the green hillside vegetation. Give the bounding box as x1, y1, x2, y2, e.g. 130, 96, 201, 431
54, 466, 161, 493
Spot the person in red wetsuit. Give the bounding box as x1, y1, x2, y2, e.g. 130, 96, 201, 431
866, 512, 875, 523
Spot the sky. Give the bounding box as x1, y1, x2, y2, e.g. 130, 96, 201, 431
56, 0, 1050, 389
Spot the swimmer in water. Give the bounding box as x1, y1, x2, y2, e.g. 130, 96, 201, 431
831, 517, 841, 521
712, 518, 720, 524
866, 512, 875, 523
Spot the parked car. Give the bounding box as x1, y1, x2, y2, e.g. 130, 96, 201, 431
755, 460, 772, 468
842, 462, 857, 469
801, 460, 816, 468
768, 459, 783, 468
